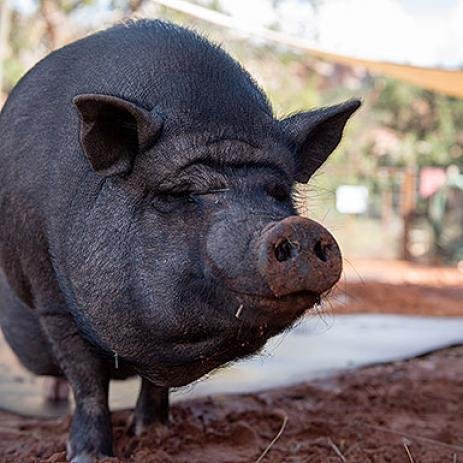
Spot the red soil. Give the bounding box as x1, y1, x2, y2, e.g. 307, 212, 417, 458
1, 346, 462, 462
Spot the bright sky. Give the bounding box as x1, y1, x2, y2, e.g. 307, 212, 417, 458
220, 0, 463, 68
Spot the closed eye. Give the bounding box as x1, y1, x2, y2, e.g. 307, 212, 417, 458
154, 187, 230, 205
191, 188, 230, 196
160, 187, 230, 198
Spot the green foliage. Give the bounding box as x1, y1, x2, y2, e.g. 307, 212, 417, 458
57, 0, 94, 14
371, 77, 463, 169
3, 56, 24, 88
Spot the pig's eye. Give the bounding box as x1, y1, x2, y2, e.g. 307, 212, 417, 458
151, 188, 228, 213
151, 191, 196, 213
267, 184, 290, 202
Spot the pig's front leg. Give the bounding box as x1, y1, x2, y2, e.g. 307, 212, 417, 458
130, 378, 169, 435
40, 312, 113, 462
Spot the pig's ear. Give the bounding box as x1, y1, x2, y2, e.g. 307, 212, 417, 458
281, 99, 361, 183
73, 94, 163, 177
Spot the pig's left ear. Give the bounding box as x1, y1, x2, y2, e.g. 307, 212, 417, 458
73, 94, 163, 177
281, 99, 361, 183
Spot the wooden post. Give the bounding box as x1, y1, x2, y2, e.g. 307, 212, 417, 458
381, 170, 393, 227
381, 188, 393, 227
400, 169, 417, 260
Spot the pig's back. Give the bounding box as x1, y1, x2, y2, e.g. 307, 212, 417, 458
0, 20, 271, 206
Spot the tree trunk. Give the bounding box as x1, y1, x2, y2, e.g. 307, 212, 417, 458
39, 0, 61, 51
0, 0, 13, 101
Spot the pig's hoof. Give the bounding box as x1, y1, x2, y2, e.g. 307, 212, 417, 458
67, 442, 110, 463
127, 413, 168, 437
69, 453, 97, 463
127, 413, 147, 437
43, 377, 69, 402
69, 452, 106, 463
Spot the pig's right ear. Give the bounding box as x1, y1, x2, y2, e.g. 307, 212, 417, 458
73, 94, 163, 177
281, 100, 361, 183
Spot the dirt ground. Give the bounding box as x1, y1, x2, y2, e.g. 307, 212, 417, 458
0, 260, 462, 462
333, 258, 463, 316
1, 346, 463, 463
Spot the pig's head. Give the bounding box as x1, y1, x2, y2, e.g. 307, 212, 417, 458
68, 94, 360, 387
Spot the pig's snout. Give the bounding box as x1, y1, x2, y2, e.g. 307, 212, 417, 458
256, 216, 342, 297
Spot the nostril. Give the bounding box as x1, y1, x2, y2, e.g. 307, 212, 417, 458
314, 239, 330, 262
274, 239, 299, 262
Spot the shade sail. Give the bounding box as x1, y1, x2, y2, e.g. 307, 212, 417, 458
312, 51, 463, 100
153, 0, 463, 99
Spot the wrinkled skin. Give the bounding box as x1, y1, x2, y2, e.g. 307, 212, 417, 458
0, 20, 360, 462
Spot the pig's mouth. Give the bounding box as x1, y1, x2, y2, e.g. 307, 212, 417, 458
230, 288, 321, 307
220, 285, 322, 327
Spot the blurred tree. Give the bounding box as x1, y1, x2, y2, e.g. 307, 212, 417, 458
111, 0, 146, 16
369, 78, 463, 169
0, 0, 150, 97
0, 0, 13, 100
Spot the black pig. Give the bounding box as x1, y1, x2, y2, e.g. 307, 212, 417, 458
0, 20, 359, 462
